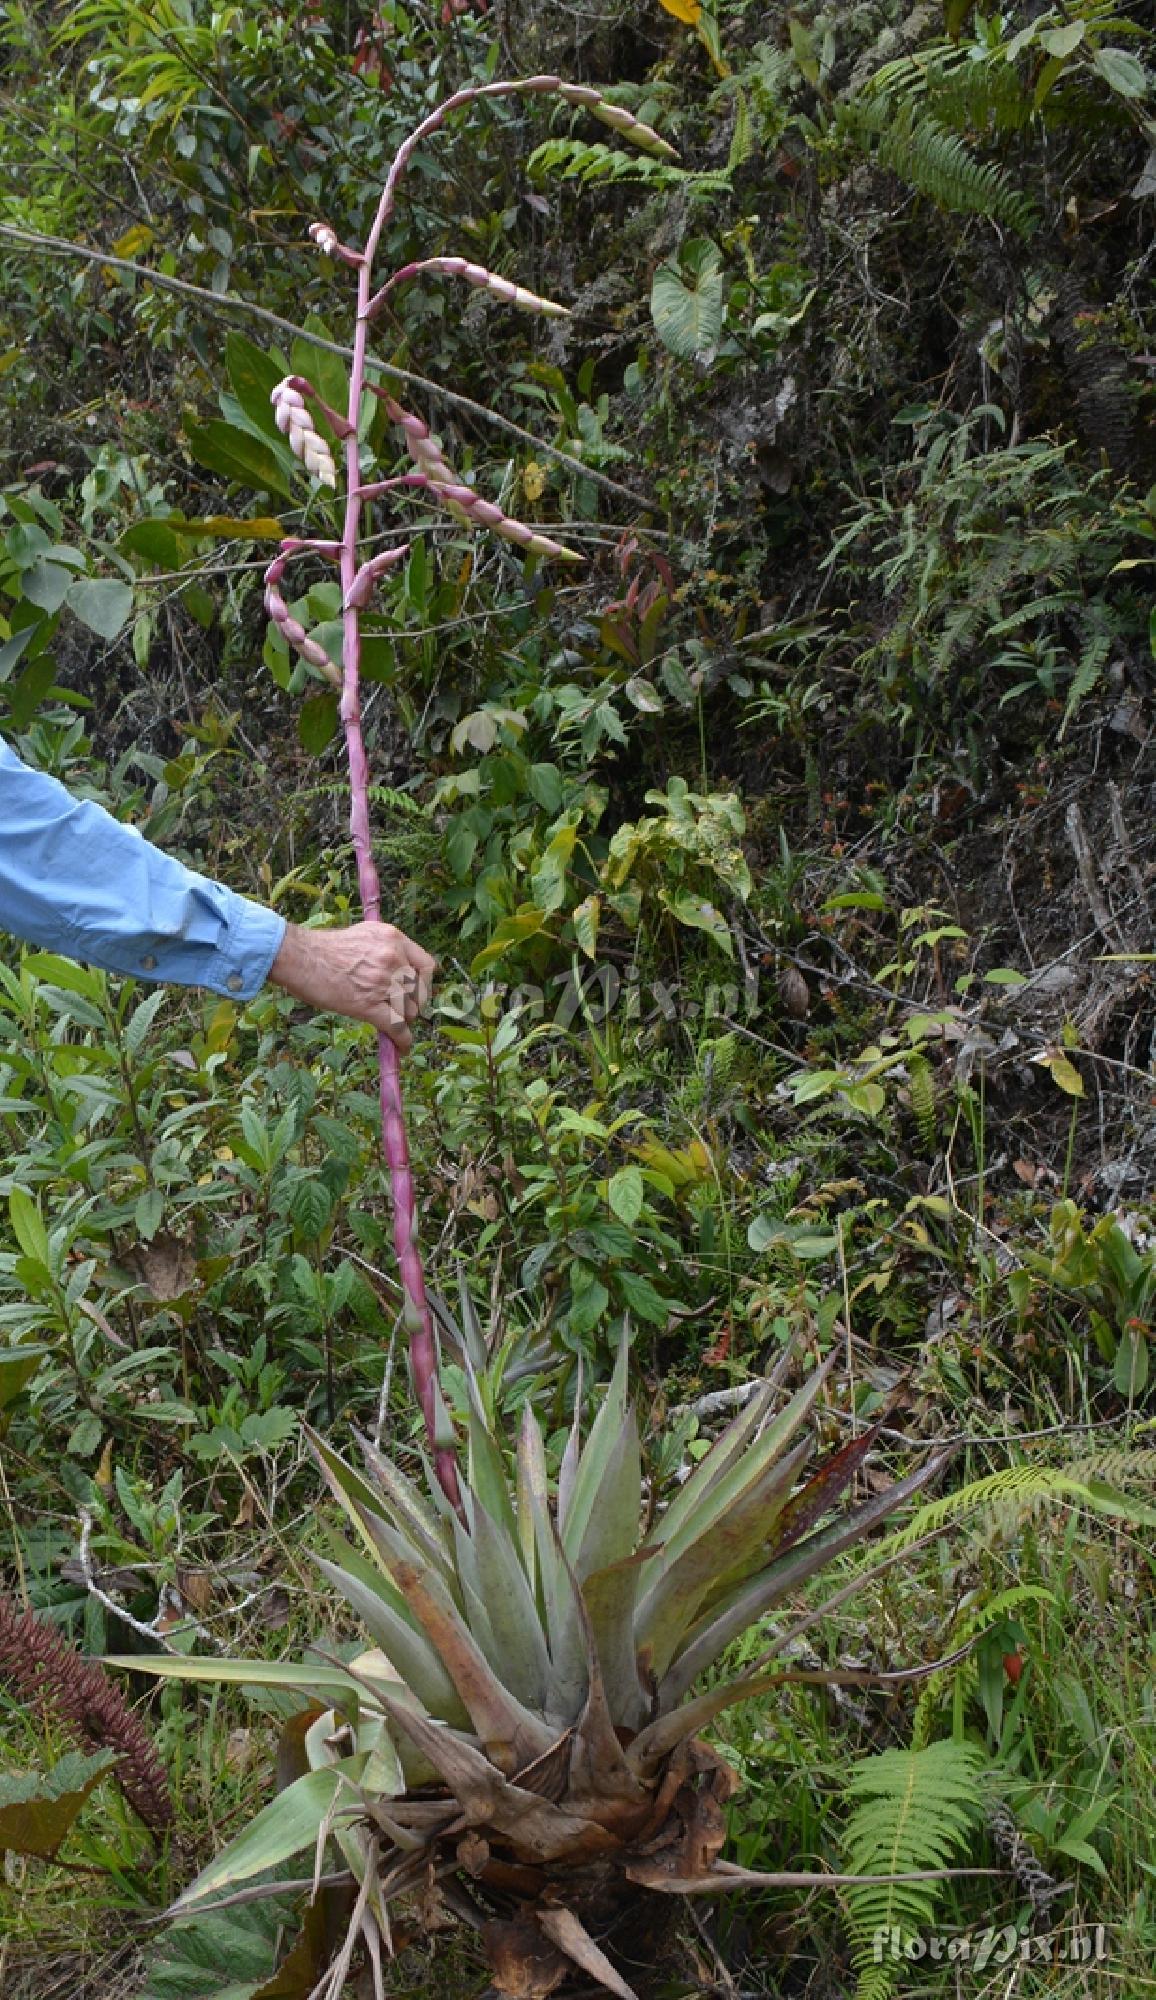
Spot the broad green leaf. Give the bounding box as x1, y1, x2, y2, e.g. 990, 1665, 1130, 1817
297, 691, 339, 755
66, 578, 134, 641
225, 330, 288, 441
9, 1187, 50, 1267
470, 908, 551, 973
116, 517, 174, 575
135, 1188, 164, 1242
0, 1750, 116, 1857
572, 893, 601, 960
21, 558, 71, 614
662, 889, 732, 952
1038, 1050, 1084, 1098
650, 243, 724, 360
615, 1270, 668, 1324
20, 956, 106, 1008
5, 653, 57, 730
289, 1177, 333, 1240
1093, 46, 1148, 99
527, 762, 564, 813
289, 316, 350, 435
137, 1876, 323, 2000
0, 1344, 49, 1411
1038, 21, 1084, 58
608, 1165, 645, 1228
173, 1767, 347, 1911
1113, 1326, 1149, 1398
530, 822, 578, 913
185, 420, 294, 500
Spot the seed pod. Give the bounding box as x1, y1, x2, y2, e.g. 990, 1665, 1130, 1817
555, 79, 678, 161
270, 377, 338, 489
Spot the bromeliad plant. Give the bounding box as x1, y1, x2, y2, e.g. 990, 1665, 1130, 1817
118, 1335, 953, 1998
114, 81, 965, 2000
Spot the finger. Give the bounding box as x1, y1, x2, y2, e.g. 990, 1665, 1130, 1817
405, 940, 438, 983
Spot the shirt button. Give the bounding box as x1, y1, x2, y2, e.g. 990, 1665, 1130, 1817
226, 973, 244, 994
141, 954, 157, 971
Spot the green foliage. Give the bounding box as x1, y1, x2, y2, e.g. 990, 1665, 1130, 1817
528, 137, 724, 191
831, 98, 1037, 235
1, 0, 1155, 1988
1018, 1201, 1156, 1395
821, 409, 1151, 743
0, 1747, 117, 1859
842, 1740, 987, 1994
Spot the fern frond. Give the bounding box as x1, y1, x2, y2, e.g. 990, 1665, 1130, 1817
867, 1465, 1156, 1568
986, 593, 1075, 637
870, 45, 1035, 138
836, 100, 1036, 236
1063, 1446, 1156, 1488
528, 138, 726, 192
1059, 629, 1111, 737
843, 1740, 987, 1992
906, 1053, 937, 1153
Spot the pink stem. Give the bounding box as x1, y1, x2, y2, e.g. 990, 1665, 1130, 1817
335, 76, 604, 1513
340, 205, 464, 1517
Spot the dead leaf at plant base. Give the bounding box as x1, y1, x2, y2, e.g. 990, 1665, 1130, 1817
482, 1915, 569, 1998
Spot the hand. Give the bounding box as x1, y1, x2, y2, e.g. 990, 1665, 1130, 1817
268, 920, 436, 1052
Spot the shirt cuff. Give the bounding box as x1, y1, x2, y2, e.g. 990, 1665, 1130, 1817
212, 896, 287, 1001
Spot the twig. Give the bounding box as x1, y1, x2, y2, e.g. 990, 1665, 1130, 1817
76, 1511, 188, 1649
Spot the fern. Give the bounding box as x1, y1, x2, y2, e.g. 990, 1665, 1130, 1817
867, 1463, 1156, 1569
906, 1052, 937, 1154
835, 99, 1036, 236
1059, 627, 1111, 738
870, 44, 1036, 138
1070, 1445, 1156, 1488
528, 138, 727, 193
986, 593, 1074, 638
842, 1740, 987, 1996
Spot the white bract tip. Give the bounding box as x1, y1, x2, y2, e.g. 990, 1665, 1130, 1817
270, 377, 338, 490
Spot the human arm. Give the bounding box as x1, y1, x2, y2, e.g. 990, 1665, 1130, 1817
0, 740, 432, 1047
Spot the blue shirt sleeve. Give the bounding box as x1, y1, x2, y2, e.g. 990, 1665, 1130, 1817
0, 738, 286, 999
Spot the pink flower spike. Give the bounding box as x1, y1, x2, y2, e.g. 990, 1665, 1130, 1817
343, 543, 411, 610
308, 220, 363, 267
270, 378, 338, 488
281, 375, 356, 442
369, 256, 568, 321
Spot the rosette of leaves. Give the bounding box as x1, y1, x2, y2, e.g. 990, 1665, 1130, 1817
116, 1332, 950, 2000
